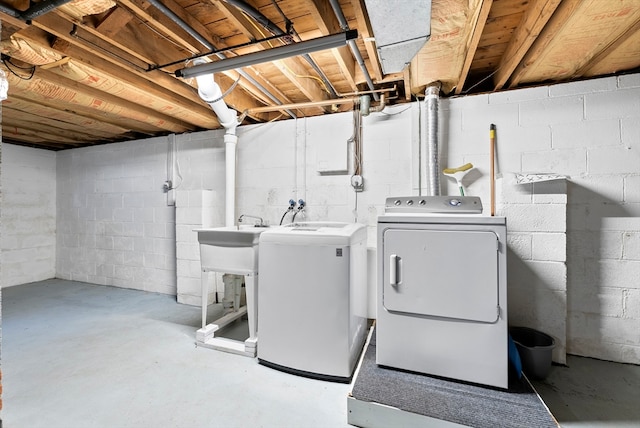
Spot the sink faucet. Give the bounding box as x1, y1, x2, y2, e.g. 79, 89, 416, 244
238, 214, 265, 227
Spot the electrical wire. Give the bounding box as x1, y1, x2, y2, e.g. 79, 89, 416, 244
69, 28, 148, 71
200, 73, 242, 104
237, 113, 284, 134
380, 105, 412, 116
173, 137, 184, 190
1, 55, 35, 80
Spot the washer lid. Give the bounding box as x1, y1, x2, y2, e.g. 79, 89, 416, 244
260, 221, 366, 245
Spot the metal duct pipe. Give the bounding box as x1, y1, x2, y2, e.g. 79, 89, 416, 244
0, 0, 75, 21
22, 0, 75, 21
328, 0, 379, 101
221, 0, 338, 98
146, 0, 296, 119
0, 3, 21, 18
222, 0, 284, 41
426, 84, 440, 196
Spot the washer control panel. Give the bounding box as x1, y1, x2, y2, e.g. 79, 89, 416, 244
385, 196, 483, 214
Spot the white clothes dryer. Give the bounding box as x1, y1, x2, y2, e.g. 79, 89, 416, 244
376, 196, 509, 389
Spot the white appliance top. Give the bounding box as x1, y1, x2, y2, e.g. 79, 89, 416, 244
259, 221, 366, 245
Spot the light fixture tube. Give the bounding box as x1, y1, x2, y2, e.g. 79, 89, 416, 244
176, 30, 357, 78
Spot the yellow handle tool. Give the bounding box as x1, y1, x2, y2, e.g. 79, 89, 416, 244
443, 163, 474, 196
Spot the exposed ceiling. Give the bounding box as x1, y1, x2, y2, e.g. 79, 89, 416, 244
1, 0, 639, 151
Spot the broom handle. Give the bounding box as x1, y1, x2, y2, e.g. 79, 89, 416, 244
490, 124, 496, 216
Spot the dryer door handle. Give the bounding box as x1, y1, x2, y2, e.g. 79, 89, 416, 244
389, 254, 402, 286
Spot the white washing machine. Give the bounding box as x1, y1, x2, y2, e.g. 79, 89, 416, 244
258, 222, 368, 382
377, 196, 508, 389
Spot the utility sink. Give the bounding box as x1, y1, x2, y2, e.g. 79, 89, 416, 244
194, 225, 270, 274
195, 225, 268, 247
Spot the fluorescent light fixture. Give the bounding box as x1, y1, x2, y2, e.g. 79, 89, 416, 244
176, 30, 357, 78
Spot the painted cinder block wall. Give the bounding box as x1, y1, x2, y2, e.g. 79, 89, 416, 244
443, 74, 640, 364
1, 144, 56, 287
3, 73, 636, 365
55, 140, 176, 295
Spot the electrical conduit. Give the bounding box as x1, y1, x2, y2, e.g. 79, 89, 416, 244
328, 0, 379, 101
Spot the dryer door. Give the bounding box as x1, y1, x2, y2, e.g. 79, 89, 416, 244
382, 228, 499, 323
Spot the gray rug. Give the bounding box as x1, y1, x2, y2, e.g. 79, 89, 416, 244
351, 329, 558, 428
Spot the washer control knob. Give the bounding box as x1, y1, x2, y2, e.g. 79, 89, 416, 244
419, 199, 426, 205
449, 199, 462, 207
394, 199, 402, 206
406, 199, 414, 206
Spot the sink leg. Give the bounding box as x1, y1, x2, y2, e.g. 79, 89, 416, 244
201, 270, 209, 329
245, 273, 258, 340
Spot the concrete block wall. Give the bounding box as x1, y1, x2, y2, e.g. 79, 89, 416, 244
444, 73, 640, 364
38, 72, 640, 364
497, 176, 567, 363
175, 188, 221, 305
56, 137, 176, 295
169, 108, 416, 314
1, 144, 56, 287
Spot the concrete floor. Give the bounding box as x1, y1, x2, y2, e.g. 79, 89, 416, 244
3, 279, 640, 428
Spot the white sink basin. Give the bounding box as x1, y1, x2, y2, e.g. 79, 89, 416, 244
195, 225, 268, 247
194, 226, 270, 274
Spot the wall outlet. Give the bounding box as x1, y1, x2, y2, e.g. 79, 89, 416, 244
351, 175, 364, 192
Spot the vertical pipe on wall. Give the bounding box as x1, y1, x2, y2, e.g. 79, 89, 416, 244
193, 59, 239, 227
224, 134, 237, 227
425, 84, 441, 196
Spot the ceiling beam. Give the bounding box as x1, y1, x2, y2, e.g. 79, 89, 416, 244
508, 0, 582, 88
2, 97, 133, 135
2, 105, 132, 141
115, 0, 290, 113
493, 0, 562, 90
0, 130, 77, 149
53, 9, 152, 69
350, 0, 382, 82
25, 15, 217, 112
214, 0, 327, 112
2, 119, 101, 145
5, 70, 167, 135
455, 0, 493, 95
35, 67, 196, 132
307, 0, 358, 92
116, 0, 204, 54
573, 14, 640, 78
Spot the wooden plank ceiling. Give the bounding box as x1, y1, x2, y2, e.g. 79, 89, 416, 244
1, 0, 639, 150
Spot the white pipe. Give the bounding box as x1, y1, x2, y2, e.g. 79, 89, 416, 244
425, 84, 440, 196
194, 74, 238, 132
193, 59, 239, 227
224, 134, 237, 227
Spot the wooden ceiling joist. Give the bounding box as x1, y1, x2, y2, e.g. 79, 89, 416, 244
1, 0, 640, 150
493, 0, 562, 90
455, 0, 493, 94
308, 0, 358, 92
